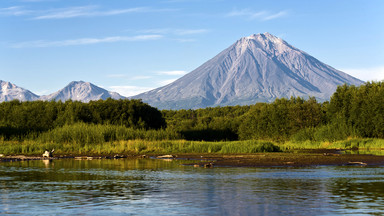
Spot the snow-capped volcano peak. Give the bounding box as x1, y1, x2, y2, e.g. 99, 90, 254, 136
0, 80, 39, 102
239, 32, 293, 56
245, 32, 280, 42
133, 32, 364, 110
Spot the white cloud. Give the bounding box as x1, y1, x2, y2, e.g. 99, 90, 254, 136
156, 70, 188, 75
12, 35, 163, 48
263, 11, 288, 21
227, 9, 266, 19
0, 6, 32, 16
139, 28, 209, 36
227, 9, 288, 21
1, 5, 175, 19
108, 86, 153, 97
157, 79, 178, 86
33, 6, 147, 19
341, 66, 384, 82
138, 28, 208, 43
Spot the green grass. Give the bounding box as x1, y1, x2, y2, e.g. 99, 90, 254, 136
37, 122, 181, 144
2, 138, 384, 156
0, 139, 281, 156
1, 122, 383, 156
1, 138, 384, 156
280, 138, 384, 151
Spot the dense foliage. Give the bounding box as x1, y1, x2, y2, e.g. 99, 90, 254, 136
162, 106, 250, 141
0, 82, 383, 145
162, 82, 384, 142
327, 82, 384, 138
0, 99, 165, 139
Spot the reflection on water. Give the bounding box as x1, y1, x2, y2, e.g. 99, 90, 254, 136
1, 159, 384, 215
344, 149, 384, 156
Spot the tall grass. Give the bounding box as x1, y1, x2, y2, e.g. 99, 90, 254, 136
0, 139, 281, 155
291, 123, 358, 143
2, 137, 383, 156
37, 122, 181, 145
280, 138, 384, 150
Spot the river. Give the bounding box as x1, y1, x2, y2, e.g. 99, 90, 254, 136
1, 158, 383, 215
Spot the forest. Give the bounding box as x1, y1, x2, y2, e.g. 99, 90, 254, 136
0, 81, 383, 154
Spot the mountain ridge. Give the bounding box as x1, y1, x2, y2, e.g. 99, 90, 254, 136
0, 80, 125, 102
0, 80, 40, 102
39, 81, 125, 102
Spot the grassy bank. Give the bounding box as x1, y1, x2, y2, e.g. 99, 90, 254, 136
1, 138, 384, 156
280, 138, 384, 151
0, 139, 281, 156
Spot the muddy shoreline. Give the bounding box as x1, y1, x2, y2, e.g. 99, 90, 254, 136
181, 153, 384, 167
2, 150, 384, 167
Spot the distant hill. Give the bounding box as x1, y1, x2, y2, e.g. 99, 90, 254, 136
0, 80, 125, 103
39, 81, 125, 102
0, 80, 39, 102
133, 32, 364, 109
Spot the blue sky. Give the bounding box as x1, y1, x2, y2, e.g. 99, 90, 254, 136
1, 0, 383, 96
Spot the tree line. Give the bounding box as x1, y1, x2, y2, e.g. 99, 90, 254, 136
0, 99, 165, 139
0, 81, 383, 142
163, 81, 384, 142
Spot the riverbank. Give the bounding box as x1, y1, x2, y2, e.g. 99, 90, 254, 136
181, 152, 384, 167
1, 138, 383, 156
1, 138, 384, 167
2, 151, 384, 167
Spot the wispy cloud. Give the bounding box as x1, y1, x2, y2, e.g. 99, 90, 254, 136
263, 11, 288, 21
108, 85, 153, 97
12, 35, 163, 48
33, 6, 148, 20
341, 66, 384, 82
157, 79, 178, 86
228, 9, 266, 19
137, 28, 208, 43
1, 5, 175, 19
227, 9, 288, 21
0, 6, 32, 16
139, 28, 209, 36
156, 70, 188, 75
20, 0, 57, 2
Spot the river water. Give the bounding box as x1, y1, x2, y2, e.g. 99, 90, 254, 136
1, 158, 384, 215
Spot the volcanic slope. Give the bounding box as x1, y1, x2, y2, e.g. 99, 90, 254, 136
133, 32, 363, 110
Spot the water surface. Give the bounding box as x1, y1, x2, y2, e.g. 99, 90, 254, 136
1, 159, 384, 215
